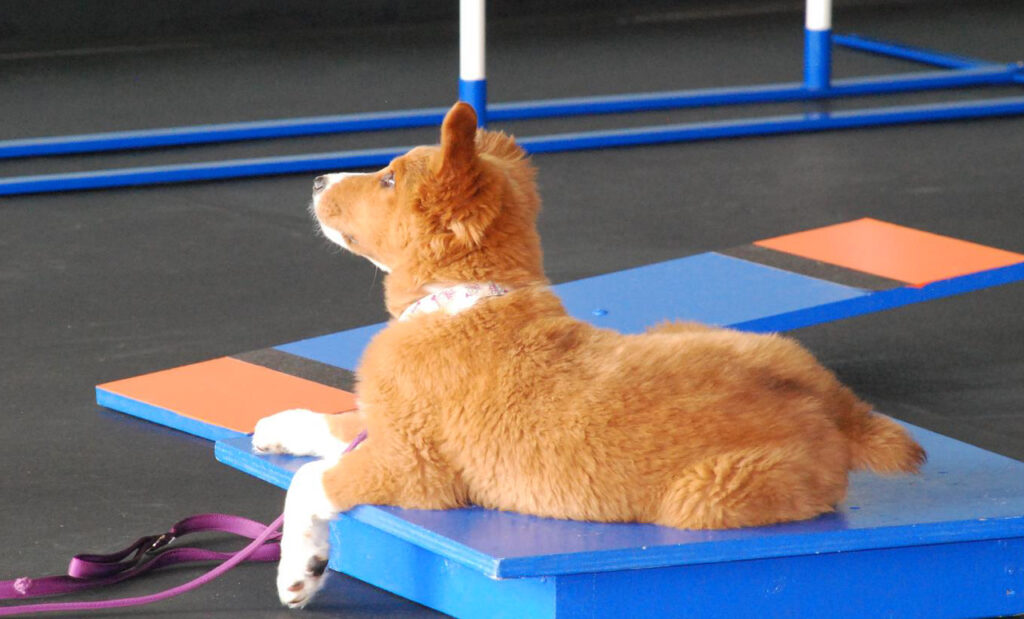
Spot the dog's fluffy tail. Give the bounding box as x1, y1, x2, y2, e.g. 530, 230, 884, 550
647, 321, 926, 474
841, 400, 926, 474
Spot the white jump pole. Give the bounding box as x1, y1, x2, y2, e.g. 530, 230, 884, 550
459, 0, 487, 126
804, 0, 833, 90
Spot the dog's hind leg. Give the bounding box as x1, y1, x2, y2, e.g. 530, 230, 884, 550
276, 440, 464, 608
276, 455, 345, 608
654, 445, 848, 530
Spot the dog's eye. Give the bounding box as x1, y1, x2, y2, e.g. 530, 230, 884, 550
380, 172, 395, 189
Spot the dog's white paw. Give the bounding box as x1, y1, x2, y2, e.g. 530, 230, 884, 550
252, 409, 348, 458
276, 544, 330, 608
277, 459, 340, 609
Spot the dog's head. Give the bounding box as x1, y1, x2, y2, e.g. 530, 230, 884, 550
311, 102, 546, 315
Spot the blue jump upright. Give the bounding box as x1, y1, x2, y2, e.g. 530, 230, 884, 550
803, 0, 833, 91
459, 0, 488, 126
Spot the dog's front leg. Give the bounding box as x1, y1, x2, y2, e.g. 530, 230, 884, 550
253, 408, 365, 459
277, 457, 339, 608
276, 443, 395, 608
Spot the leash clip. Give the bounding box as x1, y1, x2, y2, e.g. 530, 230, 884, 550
145, 532, 175, 554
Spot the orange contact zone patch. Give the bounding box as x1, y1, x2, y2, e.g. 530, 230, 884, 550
755, 218, 1024, 287
98, 357, 357, 434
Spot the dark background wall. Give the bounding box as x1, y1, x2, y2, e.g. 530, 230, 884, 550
0, 0, 956, 51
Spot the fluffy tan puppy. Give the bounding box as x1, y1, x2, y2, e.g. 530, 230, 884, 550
253, 102, 925, 608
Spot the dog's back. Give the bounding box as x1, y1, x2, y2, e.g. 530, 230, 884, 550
360, 287, 924, 530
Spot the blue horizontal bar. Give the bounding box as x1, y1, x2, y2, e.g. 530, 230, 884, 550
0, 108, 448, 159
3, 95, 1024, 196
516, 95, 1024, 153
833, 33, 991, 70
488, 65, 1018, 120
1, 64, 1018, 160
0, 147, 407, 195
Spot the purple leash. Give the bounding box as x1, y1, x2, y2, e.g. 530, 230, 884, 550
0, 429, 367, 616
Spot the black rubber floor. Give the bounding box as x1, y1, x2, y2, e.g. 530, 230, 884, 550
2, 1, 1022, 616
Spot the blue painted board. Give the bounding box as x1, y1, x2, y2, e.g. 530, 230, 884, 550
556, 252, 867, 333
330, 517, 558, 619
216, 423, 1024, 579
100, 254, 1024, 447
274, 323, 386, 373
734, 260, 1024, 333
218, 424, 1024, 617
322, 508, 1024, 618
273, 258, 1024, 374
273, 253, 869, 370
547, 538, 1024, 619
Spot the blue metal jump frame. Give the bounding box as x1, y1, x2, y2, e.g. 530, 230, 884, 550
0, 0, 1022, 196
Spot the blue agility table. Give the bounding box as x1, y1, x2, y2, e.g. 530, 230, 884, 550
216, 425, 1024, 618
96, 219, 1024, 617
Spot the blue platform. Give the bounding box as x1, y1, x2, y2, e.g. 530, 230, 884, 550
274, 251, 872, 370
271, 251, 1024, 370
216, 424, 1024, 618
95, 226, 1024, 616
210, 250, 1024, 618
556, 252, 867, 333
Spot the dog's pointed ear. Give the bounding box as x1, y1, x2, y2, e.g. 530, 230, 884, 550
435, 102, 479, 176
422, 102, 499, 248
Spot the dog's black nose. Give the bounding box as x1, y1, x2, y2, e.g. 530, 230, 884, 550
313, 175, 328, 193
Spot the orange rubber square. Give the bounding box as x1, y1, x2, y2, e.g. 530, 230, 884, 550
98, 357, 357, 434
755, 218, 1024, 287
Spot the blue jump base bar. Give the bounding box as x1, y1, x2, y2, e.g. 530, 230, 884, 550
0, 63, 1015, 162
1, 34, 1022, 195
4, 95, 1024, 197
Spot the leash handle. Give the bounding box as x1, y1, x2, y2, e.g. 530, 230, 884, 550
0, 513, 282, 601
0, 514, 284, 616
